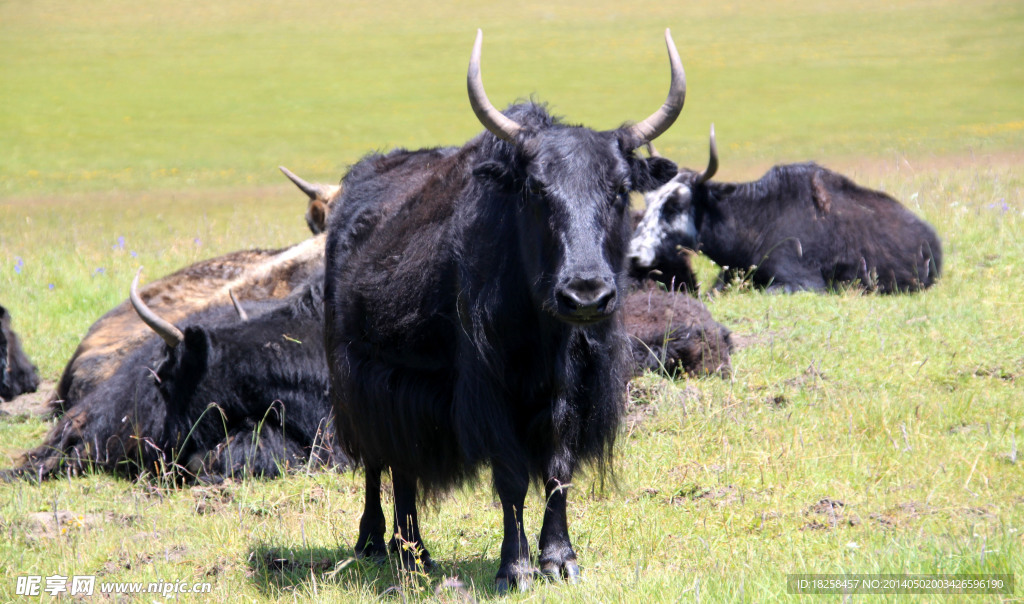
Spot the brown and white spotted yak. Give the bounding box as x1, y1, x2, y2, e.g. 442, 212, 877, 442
629, 127, 942, 293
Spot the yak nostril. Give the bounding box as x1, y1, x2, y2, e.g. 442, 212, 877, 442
557, 277, 616, 315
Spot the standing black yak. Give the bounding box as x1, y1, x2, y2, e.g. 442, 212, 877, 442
1, 304, 40, 402
7, 269, 342, 482
629, 127, 943, 293
325, 30, 685, 590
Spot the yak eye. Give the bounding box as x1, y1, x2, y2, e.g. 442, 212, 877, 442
528, 179, 545, 196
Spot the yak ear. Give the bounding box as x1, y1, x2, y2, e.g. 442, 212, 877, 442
628, 156, 679, 193
155, 328, 211, 402
472, 160, 518, 189
647, 156, 679, 187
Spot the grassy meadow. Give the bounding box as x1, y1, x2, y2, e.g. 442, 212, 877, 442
1, 0, 1023, 601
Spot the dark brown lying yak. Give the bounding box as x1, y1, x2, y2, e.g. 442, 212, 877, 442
6, 269, 343, 482
629, 127, 942, 293
325, 30, 685, 591
1, 304, 40, 402
623, 286, 732, 378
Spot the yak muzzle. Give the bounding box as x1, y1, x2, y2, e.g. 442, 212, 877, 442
555, 276, 617, 324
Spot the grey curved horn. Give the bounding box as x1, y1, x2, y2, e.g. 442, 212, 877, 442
625, 29, 687, 145
696, 123, 719, 184
467, 29, 523, 143
130, 268, 184, 348
696, 123, 720, 184
228, 289, 249, 321
279, 166, 333, 201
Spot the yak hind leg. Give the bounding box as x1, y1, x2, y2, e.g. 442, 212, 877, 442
355, 464, 388, 559
389, 469, 432, 571
538, 473, 581, 583
493, 462, 536, 593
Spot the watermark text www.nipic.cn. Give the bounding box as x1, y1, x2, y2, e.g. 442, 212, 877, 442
15, 575, 213, 598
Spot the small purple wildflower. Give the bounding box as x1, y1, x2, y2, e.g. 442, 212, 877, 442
130, 251, 138, 258
48, 283, 55, 290
113, 236, 126, 250
93, 267, 105, 275
193, 237, 201, 246
14, 256, 24, 274
987, 199, 1010, 214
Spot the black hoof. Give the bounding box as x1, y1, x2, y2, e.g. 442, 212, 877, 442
540, 558, 580, 584
495, 564, 537, 594
355, 536, 388, 561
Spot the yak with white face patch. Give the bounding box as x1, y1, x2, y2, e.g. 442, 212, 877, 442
628, 127, 942, 294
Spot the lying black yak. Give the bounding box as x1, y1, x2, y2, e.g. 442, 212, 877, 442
1, 304, 40, 402
6, 269, 343, 482
629, 127, 942, 293
50, 235, 326, 415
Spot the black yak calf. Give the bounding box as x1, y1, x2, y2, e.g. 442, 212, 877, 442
7, 269, 342, 482
1, 304, 40, 402
629, 127, 942, 293
624, 286, 732, 378
325, 30, 684, 590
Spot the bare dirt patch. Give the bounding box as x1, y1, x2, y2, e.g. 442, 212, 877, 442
802, 498, 860, 530
0, 381, 57, 418
192, 482, 235, 515
25, 509, 134, 540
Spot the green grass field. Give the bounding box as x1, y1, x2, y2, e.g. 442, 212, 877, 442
1, 0, 1022, 601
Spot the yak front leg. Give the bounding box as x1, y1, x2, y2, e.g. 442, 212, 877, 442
390, 469, 432, 571
493, 461, 535, 593
355, 464, 387, 559
538, 471, 580, 583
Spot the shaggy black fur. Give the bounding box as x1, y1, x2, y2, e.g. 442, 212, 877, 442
325, 102, 678, 588
51, 238, 326, 415
1, 304, 40, 402
631, 162, 942, 293
6, 273, 343, 482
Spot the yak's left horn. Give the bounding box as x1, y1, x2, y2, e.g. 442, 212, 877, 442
130, 268, 184, 348
696, 123, 718, 184
467, 29, 524, 143
624, 29, 687, 146
279, 166, 339, 201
